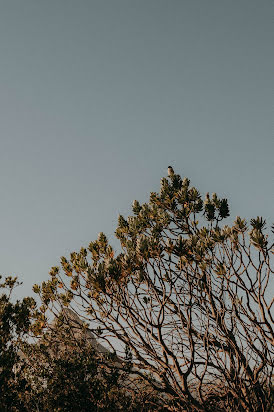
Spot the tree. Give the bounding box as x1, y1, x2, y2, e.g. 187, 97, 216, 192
35, 171, 274, 411
0, 276, 35, 411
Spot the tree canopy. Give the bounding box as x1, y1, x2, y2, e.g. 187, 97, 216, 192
1, 170, 273, 411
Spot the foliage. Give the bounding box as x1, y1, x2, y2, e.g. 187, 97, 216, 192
35, 171, 274, 411
0, 276, 35, 411
20, 320, 162, 412
0, 279, 163, 411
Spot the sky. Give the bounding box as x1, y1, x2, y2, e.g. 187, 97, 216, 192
0, 0, 273, 299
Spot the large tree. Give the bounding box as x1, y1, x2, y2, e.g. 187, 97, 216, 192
35, 170, 274, 411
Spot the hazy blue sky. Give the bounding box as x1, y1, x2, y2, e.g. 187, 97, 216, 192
0, 1, 273, 298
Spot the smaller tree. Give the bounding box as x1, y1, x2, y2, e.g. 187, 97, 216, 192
0, 276, 35, 411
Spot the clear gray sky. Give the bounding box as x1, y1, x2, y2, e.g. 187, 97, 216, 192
0, 0, 273, 298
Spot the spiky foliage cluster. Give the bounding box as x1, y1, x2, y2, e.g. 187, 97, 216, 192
35, 172, 273, 412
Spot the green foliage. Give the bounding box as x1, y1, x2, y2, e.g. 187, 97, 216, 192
0, 276, 35, 411
21, 335, 145, 411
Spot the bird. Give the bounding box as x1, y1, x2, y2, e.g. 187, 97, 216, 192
167, 166, 174, 177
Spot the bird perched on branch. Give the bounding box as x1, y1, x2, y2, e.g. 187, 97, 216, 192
167, 166, 174, 177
